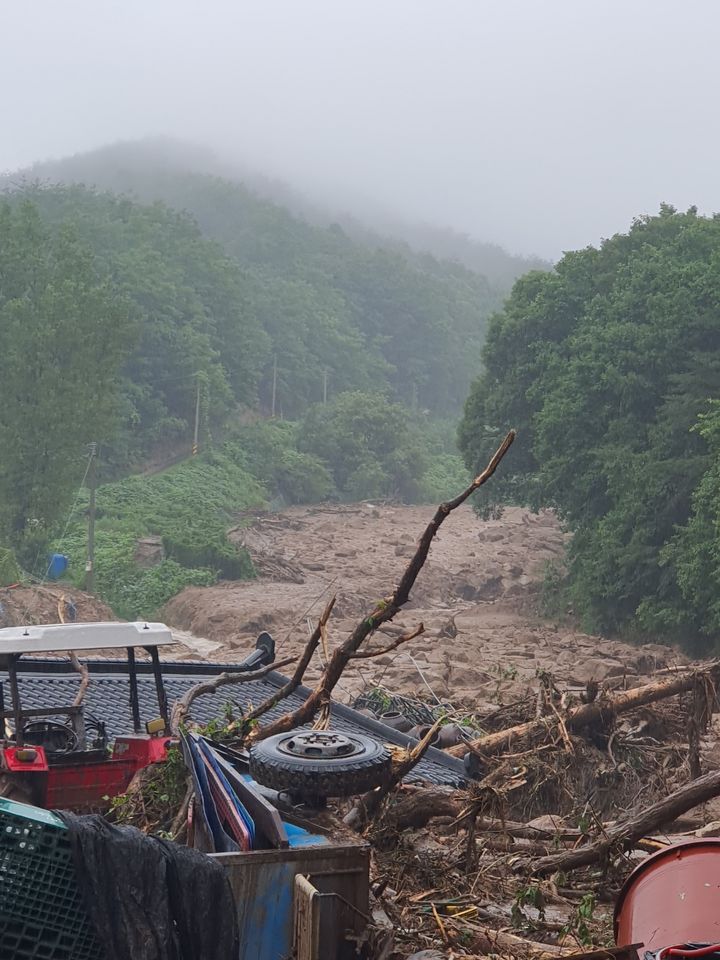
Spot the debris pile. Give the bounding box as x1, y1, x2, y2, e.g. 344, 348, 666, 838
0, 583, 113, 628
116, 432, 720, 957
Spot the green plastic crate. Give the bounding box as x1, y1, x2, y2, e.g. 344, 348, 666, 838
0, 798, 103, 960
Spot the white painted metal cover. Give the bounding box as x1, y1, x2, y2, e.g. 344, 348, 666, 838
0, 621, 176, 654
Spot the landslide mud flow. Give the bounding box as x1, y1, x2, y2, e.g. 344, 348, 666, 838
165, 504, 682, 707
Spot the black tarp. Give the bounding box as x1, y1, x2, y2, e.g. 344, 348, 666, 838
55, 811, 239, 960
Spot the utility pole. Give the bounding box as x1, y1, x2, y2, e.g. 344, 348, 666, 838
271, 354, 277, 418
323, 369, 328, 406
85, 443, 97, 594
192, 377, 201, 456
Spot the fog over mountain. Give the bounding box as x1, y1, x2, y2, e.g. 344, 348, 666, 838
2, 0, 719, 258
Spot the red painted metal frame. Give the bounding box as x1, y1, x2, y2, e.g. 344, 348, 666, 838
1, 734, 174, 811
45, 756, 139, 810
2, 744, 50, 773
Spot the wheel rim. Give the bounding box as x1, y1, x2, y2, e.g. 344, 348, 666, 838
276, 731, 366, 760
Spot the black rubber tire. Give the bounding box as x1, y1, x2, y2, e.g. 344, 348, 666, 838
249, 730, 391, 798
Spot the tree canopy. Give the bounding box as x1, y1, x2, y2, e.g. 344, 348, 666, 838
9, 140, 505, 417
0, 150, 498, 579
0, 200, 130, 561
459, 205, 720, 649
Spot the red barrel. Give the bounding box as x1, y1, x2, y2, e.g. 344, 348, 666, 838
615, 839, 720, 951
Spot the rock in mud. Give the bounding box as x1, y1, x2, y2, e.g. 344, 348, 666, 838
456, 575, 503, 601
570, 657, 628, 682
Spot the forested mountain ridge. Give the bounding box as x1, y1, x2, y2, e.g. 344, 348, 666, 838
0, 141, 500, 591
10, 137, 547, 286
459, 204, 720, 650
4, 141, 505, 418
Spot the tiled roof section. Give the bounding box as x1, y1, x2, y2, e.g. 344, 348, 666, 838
12, 659, 467, 788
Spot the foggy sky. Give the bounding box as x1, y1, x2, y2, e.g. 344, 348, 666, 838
2, 0, 719, 259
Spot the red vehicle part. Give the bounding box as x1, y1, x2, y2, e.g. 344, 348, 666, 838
2, 744, 50, 773
615, 839, 720, 951
45, 756, 139, 810
1, 734, 174, 811
112, 733, 173, 766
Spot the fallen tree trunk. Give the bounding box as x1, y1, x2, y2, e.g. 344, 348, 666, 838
449, 666, 720, 759
468, 924, 575, 959
520, 766, 720, 876
374, 786, 586, 842
386, 786, 463, 829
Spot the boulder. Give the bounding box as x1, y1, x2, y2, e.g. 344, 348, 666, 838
133, 536, 164, 568
570, 657, 628, 683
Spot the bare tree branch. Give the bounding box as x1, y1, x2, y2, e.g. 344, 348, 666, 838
56, 594, 89, 707
253, 431, 516, 741
517, 767, 720, 876
347, 716, 445, 829
237, 597, 336, 730
170, 657, 295, 734
69, 652, 90, 707
447, 663, 720, 759
349, 623, 424, 659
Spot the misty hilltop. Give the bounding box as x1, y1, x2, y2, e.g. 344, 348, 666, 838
6, 137, 547, 287
0, 138, 521, 455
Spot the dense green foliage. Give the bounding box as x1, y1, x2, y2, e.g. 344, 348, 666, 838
0, 548, 20, 588
11, 185, 270, 469
12, 141, 502, 416
1, 141, 495, 614
459, 206, 720, 649
232, 410, 469, 505
58, 451, 263, 619
229, 421, 334, 505
298, 392, 428, 501
0, 201, 130, 563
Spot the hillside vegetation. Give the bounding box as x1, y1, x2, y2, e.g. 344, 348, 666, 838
12, 140, 507, 417
459, 205, 720, 651
19, 137, 546, 286
58, 451, 263, 619
0, 142, 504, 612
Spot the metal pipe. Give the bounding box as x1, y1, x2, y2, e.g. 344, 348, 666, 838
7, 656, 23, 746
127, 647, 142, 733
147, 646, 169, 728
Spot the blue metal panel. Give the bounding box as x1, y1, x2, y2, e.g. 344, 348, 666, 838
236, 860, 297, 960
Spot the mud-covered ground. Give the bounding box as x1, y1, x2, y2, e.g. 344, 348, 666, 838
164, 503, 684, 708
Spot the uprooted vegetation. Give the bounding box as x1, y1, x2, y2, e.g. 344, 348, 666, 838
110, 432, 720, 958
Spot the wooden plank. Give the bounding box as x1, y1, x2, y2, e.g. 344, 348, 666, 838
294, 874, 320, 960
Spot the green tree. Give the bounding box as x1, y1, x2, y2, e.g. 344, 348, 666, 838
459, 205, 720, 645
298, 391, 429, 501
0, 200, 131, 563
9, 142, 503, 421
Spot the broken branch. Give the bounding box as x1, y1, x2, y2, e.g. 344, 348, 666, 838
254, 431, 515, 740
169, 657, 295, 734
57, 594, 89, 707
69, 653, 90, 708
469, 924, 575, 959
238, 597, 336, 730
448, 665, 720, 759
347, 717, 445, 829
519, 766, 720, 876
349, 624, 425, 659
